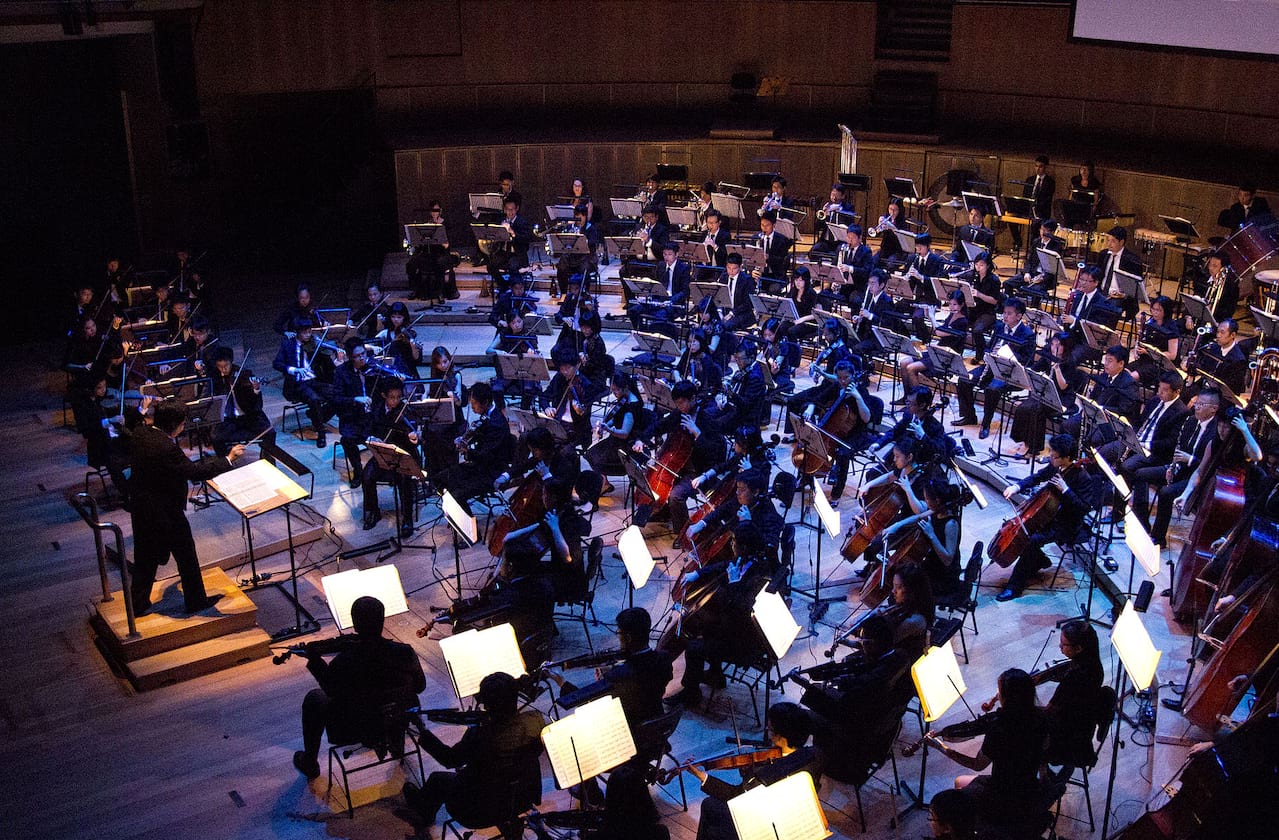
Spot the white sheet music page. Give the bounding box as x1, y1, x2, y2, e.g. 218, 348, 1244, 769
208, 459, 306, 516
437, 623, 527, 699
540, 695, 636, 788
728, 771, 830, 840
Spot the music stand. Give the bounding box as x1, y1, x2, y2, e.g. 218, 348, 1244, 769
1002, 194, 1035, 219
207, 458, 316, 640
548, 232, 589, 257
469, 192, 503, 216
788, 435, 843, 625
1024, 307, 1063, 337
1074, 394, 1111, 446
807, 262, 845, 293
1180, 293, 1216, 329
893, 229, 919, 253
441, 489, 478, 600
1159, 215, 1200, 242
407, 397, 456, 429
438, 622, 527, 701
609, 198, 644, 219
1038, 248, 1067, 282
737, 244, 768, 271
367, 440, 429, 558
1080, 320, 1118, 353
605, 236, 646, 260
676, 240, 701, 262
900, 639, 967, 817
885, 177, 918, 200
931, 276, 975, 309
471, 223, 511, 246
1113, 268, 1149, 305
812, 308, 857, 339
617, 524, 656, 608
320, 565, 410, 631
620, 451, 659, 523
405, 223, 448, 248
960, 191, 1002, 220
495, 350, 549, 384
182, 394, 226, 458
728, 771, 830, 840
885, 272, 917, 302
751, 293, 798, 321
624, 277, 669, 301
960, 239, 985, 262
1251, 306, 1279, 346
541, 695, 637, 790
711, 192, 746, 221
638, 375, 676, 411
630, 330, 680, 364
690, 281, 730, 310
506, 406, 571, 445
666, 206, 698, 228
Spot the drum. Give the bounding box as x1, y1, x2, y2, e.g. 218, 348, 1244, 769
1219, 221, 1279, 277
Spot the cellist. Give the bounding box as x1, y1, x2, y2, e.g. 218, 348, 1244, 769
814, 360, 876, 501
996, 433, 1102, 602
634, 379, 727, 530
860, 477, 965, 597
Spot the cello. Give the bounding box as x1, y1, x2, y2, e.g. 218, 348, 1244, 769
792, 385, 861, 476
638, 424, 695, 510
987, 459, 1088, 568
857, 511, 939, 608
487, 470, 546, 556
840, 474, 915, 563
1171, 466, 1247, 625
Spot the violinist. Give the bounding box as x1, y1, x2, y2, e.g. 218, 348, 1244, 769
863, 478, 965, 598
996, 434, 1101, 601
759, 317, 800, 394
584, 372, 644, 492
627, 240, 690, 333
702, 208, 731, 267
963, 250, 1004, 364
901, 290, 969, 394
209, 347, 274, 459
486, 312, 540, 409
375, 301, 421, 376
75, 376, 139, 506
674, 327, 723, 391
273, 316, 337, 449
696, 296, 733, 370
1191, 318, 1248, 397
953, 297, 1036, 439
872, 197, 906, 266
1005, 217, 1066, 302
166, 291, 194, 345
1130, 295, 1181, 387
688, 701, 823, 840
360, 381, 422, 538
922, 668, 1050, 832
181, 317, 218, 378
636, 379, 728, 519
1042, 620, 1106, 772
540, 346, 593, 446
949, 207, 994, 265
553, 205, 601, 298
1008, 332, 1085, 460
420, 345, 467, 477
292, 595, 426, 781
435, 381, 513, 514
927, 789, 978, 840
667, 522, 776, 707
64, 315, 120, 394
489, 273, 537, 332
273, 282, 328, 338
872, 385, 949, 470
1063, 344, 1142, 447
399, 672, 545, 837
348, 281, 389, 340
572, 765, 670, 840
1098, 371, 1189, 519
332, 338, 377, 488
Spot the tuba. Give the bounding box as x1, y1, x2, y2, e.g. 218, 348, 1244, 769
1248, 347, 1279, 412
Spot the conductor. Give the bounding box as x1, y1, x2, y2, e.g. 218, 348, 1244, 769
129, 402, 245, 616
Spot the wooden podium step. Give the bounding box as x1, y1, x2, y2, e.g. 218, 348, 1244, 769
124, 627, 272, 692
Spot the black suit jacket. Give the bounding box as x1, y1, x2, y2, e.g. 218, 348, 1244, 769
1090, 370, 1142, 424
507, 214, 533, 269
724, 271, 757, 326
1066, 291, 1121, 339
331, 362, 375, 438
1025, 235, 1066, 278
464, 405, 513, 476
761, 231, 793, 278
951, 225, 995, 262
704, 227, 731, 267
1098, 249, 1143, 297
639, 222, 669, 260
1198, 343, 1248, 395
1172, 415, 1215, 481
557, 648, 674, 728
1136, 396, 1190, 460
129, 425, 233, 515
1217, 197, 1272, 231
655, 261, 692, 306
1025, 174, 1057, 219
838, 243, 876, 289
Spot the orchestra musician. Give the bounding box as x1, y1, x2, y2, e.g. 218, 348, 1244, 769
1098, 371, 1189, 520
486, 195, 533, 295
693, 181, 716, 229
627, 240, 690, 333
949, 206, 994, 264
376, 300, 422, 377
554, 205, 602, 298
850, 269, 898, 356
721, 338, 769, 429
687, 701, 823, 840
811, 182, 857, 257
759, 317, 800, 394
702, 209, 731, 267
862, 477, 965, 598
1199, 250, 1240, 324
1008, 332, 1085, 460
272, 316, 337, 449
1216, 182, 1271, 231
758, 175, 795, 217
1130, 295, 1181, 387
64, 315, 120, 395
1171, 407, 1263, 526
675, 327, 723, 392
420, 346, 467, 478
489, 273, 537, 333
636, 379, 728, 528
683, 453, 783, 559
996, 433, 1101, 601
861, 561, 936, 659
434, 381, 513, 514
872, 385, 951, 469
785, 318, 852, 428
1097, 226, 1143, 317
928, 789, 979, 840
953, 297, 1036, 439
486, 312, 540, 408
567, 176, 594, 222
904, 232, 945, 306
757, 209, 793, 280
495, 476, 591, 602
1132, 388, 1220, 548
209, 346, 275, 458
873, 197, 907, 266
148, 280, 172, 324
359, 380, 421, 539
964, 251, 1004, 364
498, 170, 520, 206
331, 337, 375, 487
1041, 620, 1106, 772
811, 360, 877, 501
584, 371, 644, 492
348, 281, 389, 340
834, 225, 875, 302
166, 291, 194, 345
405, 202, 452, 303
1070, 160, 1103, 202
637, 173, 669, 224
1192, 318, 1249, 397
722, 253, 758, 331
783, 267, 819, 342
292, 595, 426, 781
1059, 265, 1120, 362
901, 290, 969, 394
273, 282, 328, 338
1025, 155, 1057, 239
637, 204, 668, 263
540, 345, 594, 446
1062, 344, 1142, 447
569, 765, 670, 840
1006, 217, 1066, 302
399, 672, 545, 838
680, 426, 774, 534
75, 376, 143, 506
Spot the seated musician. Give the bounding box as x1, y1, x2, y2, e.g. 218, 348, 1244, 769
964, 251, 1004, 364
1009, 332, 1085, 459
1043, 620, 1106, 773
1098, 226, 1144, 318
723, 252, 758, 331
902, 291, 969, 394
1131, 296, 1181, 387
635, 379, 728, 526
497, 476, 591, 602
835, 225, 875, 300
360, 381, 421, 539
1199, 251, 1239, 325
810, 183, 856, 257
703, 208, 731, 267
292, 595, 426, 780
166, 291, 194, 345
349, 281, 388, 340
209, 347, 274, 458
555, 607, 674, 748
554, 205, 601, 298
1063, 344, 1142, 447
676, 429, 774, 545
435, 381, 513, 513
584, 372, 644, 492
64, 315, 118, 395
149, 280, 172, 324
758, 211, 793, 281
540, 346, 593, 446
949, 206, 994, 264
272, 316, 336, 448
1098, 371, 1189, 519
1193, 318, 1249, 397
273, 281, 327, 338
496, 426, 581, 499
405, 203, 452, 303
75, 376, 139, 505
872, 385, 949, 469
1171, 407, 1263, 529
181, 317, 218, 378
1060, 265, 1120, 362
489, 273, 537, 332
784, 267, 819, 342
760, 317, 800, 394
1217, 182, 1271, 232
862, 477, 965, 598
862, 558, 935, 660
996, 434, 1102, 601
850, 269, 899, 358
627, 240, 689, 334
689, 701, 824, 840
1132, 388, 1220, 548
685, 469, 784, 563
576, 765, 670, 840
785, 318, 851, 429
332, 338, 375, 487
666, 523, 776, 708
928, 789, 979, 840
812, 360, 877, 501
953, 297, 1036, 439
487, 195, 533, 295
721, 338, 769, 429
486, 312, 540, 409
873, 197, 907, 266
904, 232, 945, 306
923, 668, 1050, 832
376, 301, 422, 377
66, 282, 104, 340
420, 345, 467, 478
400, 672, 545, 838
695, 299, 733, 370
675, 327, 724, 392
1005, 218, 1065, 302
636, 204, 668, 265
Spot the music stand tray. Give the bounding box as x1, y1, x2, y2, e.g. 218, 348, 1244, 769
605, 236, 646, 259
405, 223, 448, 248
469, 193, 503, 215
893, 229, 919, 252
406, 397, 456, 428
927, 345, 970, 379
666, 207, 698, 228
885, 177, 918, 199
1037, 248, 1067, 281
506, 406, 570, 444
985, 353, 1030, 390
1159, 215, 1200, 241
1002, 195, 1035, 219
549, 233, 589, 256
1025, 308, 1063, 335
495, 352, 550, 383
624, 277, 670, 300
886, 272, 917, 301
631, 330, 681, 360
1024, 369, 1064, 414
638, 374, 676, 411
1180, 293, 1216, 329
690, 281, 730, 310
961, 191, 1002, 219
737, 244, 768, 270
1250, 306, 1279, 342
711, 192, 746, 220
872, 326, 922, 359
751, 293, 798, 321
1114, 268, 1149, 304
1108, 414, 1148, 459
1080, 320, 1117, 352
610, 198, 644, 218
793, 418, 832, 466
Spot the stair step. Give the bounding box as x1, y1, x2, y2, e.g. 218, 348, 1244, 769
92, 566, 258, 662
124, 627, 272, 691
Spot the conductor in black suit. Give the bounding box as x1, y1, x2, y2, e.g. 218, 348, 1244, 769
758, 210, 792, 279
1217, 183, 1271, 232
723, 253, 758, 330
129, 403, 244, 615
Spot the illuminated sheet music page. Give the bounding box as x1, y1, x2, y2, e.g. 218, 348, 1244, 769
320, 565, 409, 631
911, 639, 967, 723
728, 771, 830, 840
208, 459, 307, 517
540, 695, 636, 788
437, 623, 527, 699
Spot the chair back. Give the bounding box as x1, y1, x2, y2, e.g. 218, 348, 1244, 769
771, 470, 799, 514
1093, 684, 1118, 748
634, 706, 683, 763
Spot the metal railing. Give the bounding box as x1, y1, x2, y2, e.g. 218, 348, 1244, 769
70, 492, 138, 639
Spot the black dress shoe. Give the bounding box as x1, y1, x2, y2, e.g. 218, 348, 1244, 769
184, 594, 224, 615
952, 416, 979, 427
316, 433, 327, 449
978, 426, 990, 440
705, 669, 727, 690
400, 523, 414, 540
362, 515, 379, 531
668, 686, 703, 707
293, 750, 321, 780
995, 587, 1018, 602
348, 477, 361, 490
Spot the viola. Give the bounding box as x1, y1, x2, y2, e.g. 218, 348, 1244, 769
487, 469, 547, 556
856, 519, 933, 608
655, 747, 785, 784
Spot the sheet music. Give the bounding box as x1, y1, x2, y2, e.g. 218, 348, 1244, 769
728, 771, 830, 840
540, 695, 637, 787
911, 639, 967, 722
437, 623, 527, 699
207, 458, 307, 516
320, 565, 410, 630
753, 589, 801, 659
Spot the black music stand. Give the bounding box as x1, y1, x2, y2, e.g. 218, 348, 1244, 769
982, 353, 1030, 467
506, 406, 571, 446
885, 177, 918, 200
790, 420, 844, 625
872, 326, 923, 413
605, 236, 646, 261
751, 294, 798, 322
925, 345, 969, 415
182, 394, 226, 459
365, 440, 430, 561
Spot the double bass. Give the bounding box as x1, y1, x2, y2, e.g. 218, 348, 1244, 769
987, 459, 1088, 568
1171, 467, 1247, 624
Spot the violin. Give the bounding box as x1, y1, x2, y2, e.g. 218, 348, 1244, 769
655, 747, 785, 784
979, 658, 1075, 712
901, 710, 1001, 757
